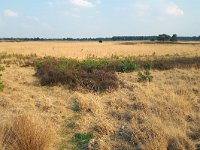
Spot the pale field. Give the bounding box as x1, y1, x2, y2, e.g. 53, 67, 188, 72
0, 43, 200, 149
0, 41, 200, 58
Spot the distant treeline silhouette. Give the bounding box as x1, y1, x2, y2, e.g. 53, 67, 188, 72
0, 34, 200, 42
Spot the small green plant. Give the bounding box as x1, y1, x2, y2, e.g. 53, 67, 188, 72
138, 70, 153, 82
71, 100, 81, 112
0, 82, 4, 91
35, 63, 41, 69
72, 133, 93, 150
0, 65, 5, 71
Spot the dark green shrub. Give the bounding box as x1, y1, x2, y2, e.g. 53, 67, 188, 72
138, 70, 153, 82
115, 58, 138, 72
79, 59, 109, 71
72, 133, 93, 150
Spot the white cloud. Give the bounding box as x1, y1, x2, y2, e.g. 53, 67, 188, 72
165, 4, 184, 16
70, 0, 95, 8
4, 9, 18, 17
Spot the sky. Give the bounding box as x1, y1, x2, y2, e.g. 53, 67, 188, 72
0, 0, 200, 38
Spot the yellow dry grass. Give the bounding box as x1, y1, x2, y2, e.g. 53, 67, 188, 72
0, 114, 54, 150
0, 63, 199, 149
0, 41, 200, 58
0, 42, 200, 149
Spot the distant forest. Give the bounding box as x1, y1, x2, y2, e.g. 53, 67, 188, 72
0, 34, 200, 42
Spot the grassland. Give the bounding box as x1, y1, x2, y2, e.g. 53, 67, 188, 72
0, 41, 200, 150
0, 41, 200, 58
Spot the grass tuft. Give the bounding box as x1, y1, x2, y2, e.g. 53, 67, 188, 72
0, 114, 53, 150
0, 82, 4, 92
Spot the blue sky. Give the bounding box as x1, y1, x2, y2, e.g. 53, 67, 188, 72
0, 0, 199, 38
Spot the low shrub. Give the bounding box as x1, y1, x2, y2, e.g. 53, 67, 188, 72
72, 133, 93, 150
113, 58, 138, 72
79, 59, 109, 72
35, 59, 119, 92
138, 70, 153, 82
35, 56, 200, 92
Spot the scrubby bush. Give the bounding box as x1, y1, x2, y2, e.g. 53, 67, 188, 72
80, 59, 109, 72
114, 58, 138, 72
35, 59, 118, 92
138, 70, 153, 82
35, 56, 200, 92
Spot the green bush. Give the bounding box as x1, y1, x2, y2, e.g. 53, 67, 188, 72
138, 70, 153, 82
80, 59, 109, 71
72, 133, 93, 150
56, 59, 79, 72
115, 58, 138, 72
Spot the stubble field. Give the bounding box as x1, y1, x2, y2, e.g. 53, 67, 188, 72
0, 41, 200, 150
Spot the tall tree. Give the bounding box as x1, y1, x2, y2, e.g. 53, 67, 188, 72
170, 34, 177, 41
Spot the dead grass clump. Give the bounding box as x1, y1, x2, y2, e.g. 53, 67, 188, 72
167, 136, 195, 150
0, 114, 53, 150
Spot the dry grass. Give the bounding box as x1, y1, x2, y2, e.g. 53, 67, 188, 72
0, 42, 200, 149
0, 114, 54, 150
0, 41, 200, 58
1, 63, 200, 149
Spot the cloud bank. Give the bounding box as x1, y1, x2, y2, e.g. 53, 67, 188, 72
70, 0, 95, 8
4, 9, 18, 17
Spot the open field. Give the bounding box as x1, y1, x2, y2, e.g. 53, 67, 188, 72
0, 42, 200, 150
0, 41, 200, 58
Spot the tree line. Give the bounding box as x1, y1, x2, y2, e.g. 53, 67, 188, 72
0, 34, 200, 42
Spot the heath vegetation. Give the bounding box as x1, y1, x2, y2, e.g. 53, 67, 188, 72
0, 41, 200, 150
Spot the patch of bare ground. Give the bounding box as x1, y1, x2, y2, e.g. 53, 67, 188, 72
0, 61, 200, 149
